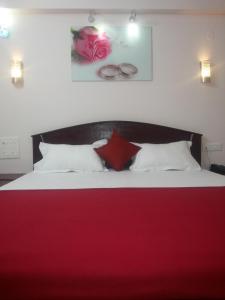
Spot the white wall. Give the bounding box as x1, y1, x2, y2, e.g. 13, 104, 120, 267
0, 12, 225, 173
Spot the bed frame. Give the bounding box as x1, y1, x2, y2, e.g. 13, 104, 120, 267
32, 120, 202, 165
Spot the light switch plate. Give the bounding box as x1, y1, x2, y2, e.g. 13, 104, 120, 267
206, 143, 223, 152
0, 137, 20, 159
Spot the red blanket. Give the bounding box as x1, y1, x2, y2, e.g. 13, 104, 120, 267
0, 187, 225, 300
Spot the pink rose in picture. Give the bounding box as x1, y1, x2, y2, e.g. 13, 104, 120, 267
71, 26, 111, 64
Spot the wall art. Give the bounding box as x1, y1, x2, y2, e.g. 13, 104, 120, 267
71, 25, 152, 81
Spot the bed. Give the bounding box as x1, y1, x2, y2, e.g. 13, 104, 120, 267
1, 120, 225, 300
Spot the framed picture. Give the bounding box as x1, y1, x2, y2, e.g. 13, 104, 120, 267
71, 25, 152, 81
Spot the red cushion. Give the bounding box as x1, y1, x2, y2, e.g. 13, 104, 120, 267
95, 130, 141, 171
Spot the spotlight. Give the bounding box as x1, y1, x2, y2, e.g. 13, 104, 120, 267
129, 10, 136, 23
88, 11, 95, 24
128, 10, 139, 38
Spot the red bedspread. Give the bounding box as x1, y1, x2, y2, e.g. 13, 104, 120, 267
0, 187, 225, 300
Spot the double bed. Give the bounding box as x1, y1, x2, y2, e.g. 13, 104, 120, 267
1, 121, 225, 300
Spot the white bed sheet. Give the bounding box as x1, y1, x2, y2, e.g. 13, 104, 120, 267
1, 170, 225, 190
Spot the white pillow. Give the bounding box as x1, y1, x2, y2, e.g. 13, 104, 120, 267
130, 141, 201, 171
39, 139, 107, 158
34, 142, 105, 173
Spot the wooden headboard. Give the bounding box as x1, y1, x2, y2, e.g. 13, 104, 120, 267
32, 121, 202, 165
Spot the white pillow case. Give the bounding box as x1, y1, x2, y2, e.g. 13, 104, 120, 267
130, 141, 201, 171
34, 140, 107, 173
39, 139, 107, 157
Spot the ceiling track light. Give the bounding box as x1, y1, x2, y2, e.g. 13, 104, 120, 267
129, 10, 136, 23
88, 10, 95, 24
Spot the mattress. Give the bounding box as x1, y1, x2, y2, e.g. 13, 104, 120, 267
1, 169, 225, 190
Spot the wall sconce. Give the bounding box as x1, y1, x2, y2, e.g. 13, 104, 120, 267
11, 60, 23, 84
200, 60, 211, 83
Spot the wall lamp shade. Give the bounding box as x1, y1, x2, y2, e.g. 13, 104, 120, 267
11, 60, 23, 84
200, 60, 211, 83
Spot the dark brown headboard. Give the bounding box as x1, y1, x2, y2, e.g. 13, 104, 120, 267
32, 121, 202, 165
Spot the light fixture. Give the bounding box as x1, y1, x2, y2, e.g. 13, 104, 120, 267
88, 10, 95, 23
128, 10, 139, 38
129, 10, 136, 23
200, 60, 211, 83
11, 60, 23, 84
